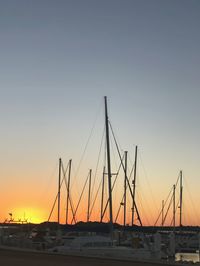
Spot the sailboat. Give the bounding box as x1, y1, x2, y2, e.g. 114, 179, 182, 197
47, 97, 163, 261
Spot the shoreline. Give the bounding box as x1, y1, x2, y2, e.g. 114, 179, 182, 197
0, 245, 194, 266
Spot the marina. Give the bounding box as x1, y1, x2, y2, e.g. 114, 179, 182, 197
1, 96, 200, 265
1, 1, 200, 265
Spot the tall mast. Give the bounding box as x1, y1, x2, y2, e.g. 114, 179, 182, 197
100, 166, 105, 222
131, 145, 138, 226
58, 158, 62, 224
66, 159, 72, 224
104, 96, 113, 231
124, 151, 128, 227
87, 169, 92, 222
179, 170, 183, 227
173, 184, 176, 229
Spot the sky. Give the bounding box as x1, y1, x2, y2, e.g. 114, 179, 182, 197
0, 0, 200, 225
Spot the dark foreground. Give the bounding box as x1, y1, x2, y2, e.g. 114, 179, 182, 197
0, 248, 180, 266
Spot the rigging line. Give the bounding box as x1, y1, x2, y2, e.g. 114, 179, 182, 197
100, 139, 107, 222
114, 183, 129, 223
128, 157, 135, 180
109, 122, 130, 184
115, 160, 135, 223
89, 178, 103, 218
48, 194, 58, 222
154, 206, 164, 226
109, 121, 142, 226
170, 199, 180, 226
70, 171, 90, 224
184, 175, 200, 223
37, 161, 58, 205
137, 188, 153, 224
138, 151, 159, 212
47, 162, 69, 222
61, 160, 70, 177
126, 193, 132, 223
136, 192, 150, 226
70, 162, 79, 195
61, 163, 76, 224
70, 161, 77, 214
175, 172, 180, 187
115, 203, 121, 224
165, 173, 180, 226
69, 194, 76, 223
47, 177, 66, 222
67, 182, 75, 214
73, 100, 103, 185
108, 117, 124, 154
162, 190, 174, 226
101, 155, 124, 221
154, 185, 174, 226
154, 173, 180, 226
112, 154, 124, 188
104, 168, 108, 222
110, 133, 120, 170
127, 146, 138, 176
182, 199, 196, 225
154, 187, 173, 226
154, 182, 173, 226
91, 126, 105, 200
66, 192, 76, 224
109, 121, 133, 196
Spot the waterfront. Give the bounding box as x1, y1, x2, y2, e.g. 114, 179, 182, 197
0, 248, 175, 266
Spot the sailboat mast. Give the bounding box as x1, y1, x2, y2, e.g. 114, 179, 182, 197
104, 96, 113, 229
173, 184, 176, 229
100, 166, 105, 222
179, 170, 183, 227
124, 151, 128, 227
66, 159, 72, 224
131, 145, 138, 226
87, 169, 92, 222
58, 158, 62, 224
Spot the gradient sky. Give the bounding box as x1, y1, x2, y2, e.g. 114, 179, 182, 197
0, 0, 200, 225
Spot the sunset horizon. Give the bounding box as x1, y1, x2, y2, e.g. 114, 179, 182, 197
1, 4, 200, 266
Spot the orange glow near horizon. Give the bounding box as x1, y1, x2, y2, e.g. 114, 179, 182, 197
0, 160, 199, 226
0, 202, 198, 226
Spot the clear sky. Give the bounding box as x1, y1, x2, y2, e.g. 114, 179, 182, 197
0, 0, 200, 225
